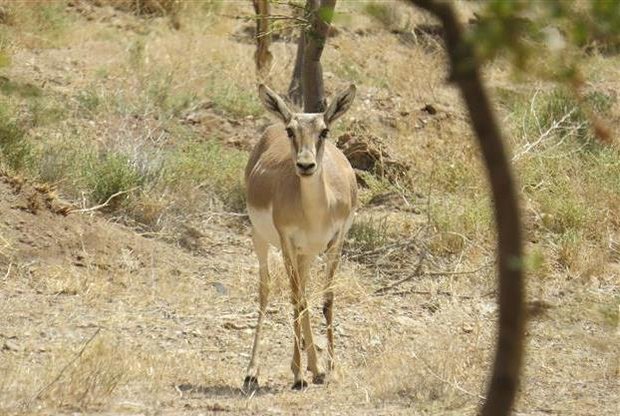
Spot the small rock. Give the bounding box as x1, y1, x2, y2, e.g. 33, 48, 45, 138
369, 335, 382, 348
3, 340, 21, 352
421, 104, 437, 115
211, 282, 228, 296
461, 324, 474, 334
315, 336, 327, 351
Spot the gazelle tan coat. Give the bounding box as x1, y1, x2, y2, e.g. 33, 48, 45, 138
243, 84, 357, 391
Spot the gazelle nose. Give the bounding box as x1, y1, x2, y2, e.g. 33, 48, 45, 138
296, 161, 316, 171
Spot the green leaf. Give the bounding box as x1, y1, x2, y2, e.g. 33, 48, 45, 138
318, 5, 334, 23
0, 51, 10, 69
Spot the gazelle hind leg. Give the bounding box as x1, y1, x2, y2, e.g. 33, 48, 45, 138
297, 254, 325, 384
243, 231, 271, 392
323, 236, 344, 372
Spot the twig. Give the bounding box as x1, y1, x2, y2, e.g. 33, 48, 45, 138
426, 167, 435, 225
2, 262, 11, 280
247, 13, 309, 25
394, 289, 472, 298
271, 0, 306, 10
30, 328, 101, 403
204, 211, 249, 218
347, 227, 425, 261
70, 188, 139, 214
425, 262, 493, 277
347, 238, 416, 260
374, 252, 426, 295
512, 108, 577, 161
375, 263, 492, 297
376, 263, 492, 278
257, 23, 307, 39
392, 288, 495, 299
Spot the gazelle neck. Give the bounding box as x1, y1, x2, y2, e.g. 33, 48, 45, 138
299, 168, 328, 220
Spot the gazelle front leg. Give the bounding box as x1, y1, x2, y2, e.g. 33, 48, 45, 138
281, 238, 307, 390
323, 235, 344, 372
243, 232, 271, 392
297, 254, 325, 384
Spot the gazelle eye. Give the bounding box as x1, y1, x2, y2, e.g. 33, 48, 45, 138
286, 128, 294, 139
319, 129, 329, 139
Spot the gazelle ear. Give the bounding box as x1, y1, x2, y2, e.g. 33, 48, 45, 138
324, 84, 356, 125
258, 84, 292, 123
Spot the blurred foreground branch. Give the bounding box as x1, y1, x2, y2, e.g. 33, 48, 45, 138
405, 1, 525, 415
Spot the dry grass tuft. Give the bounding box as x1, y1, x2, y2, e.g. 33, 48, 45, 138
89, 0, 181, 16
40, 333, 128, 411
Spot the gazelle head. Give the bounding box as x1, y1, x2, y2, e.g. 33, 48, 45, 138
258, 84, 356, 178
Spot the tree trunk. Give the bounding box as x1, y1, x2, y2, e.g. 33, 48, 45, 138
302, 0, 336, 112
253, 0, 273, 80
288, 33, 305, 108
406, 1, 525, 416
288, 0, 336, 112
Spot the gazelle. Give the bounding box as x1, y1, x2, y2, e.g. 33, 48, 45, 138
243, 84, 357, 391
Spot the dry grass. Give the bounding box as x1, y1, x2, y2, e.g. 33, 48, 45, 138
91, 0, 181, 16
0, 1, 618, 415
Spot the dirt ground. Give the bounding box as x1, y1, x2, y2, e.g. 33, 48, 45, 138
0, 1, 618, 415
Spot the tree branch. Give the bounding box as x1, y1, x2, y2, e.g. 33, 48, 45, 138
405, 1, 525, 416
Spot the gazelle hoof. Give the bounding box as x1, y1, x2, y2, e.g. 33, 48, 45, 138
312, 373, 326, 384
242, 376, 259, 393
291, 379, 308, 390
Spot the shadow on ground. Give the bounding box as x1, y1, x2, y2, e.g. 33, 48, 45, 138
174, 382, 280, 398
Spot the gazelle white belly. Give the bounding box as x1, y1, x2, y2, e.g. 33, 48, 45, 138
289, 226, 339, 255
248, 205, 354, 255
288, 213, 353, 255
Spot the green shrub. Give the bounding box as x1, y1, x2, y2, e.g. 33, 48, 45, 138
347, 215, 392, 253
27, 97, 67, 126
85, 153, 143, 208
76, 89, 102, 116
146, 72, 196, 117
204, 77, 262, 118
0, 79, 41, 98
31, 1, 69, 34
164, 140, 247, 212
363, 2, 403, 30
429, 194, 492, 255
0, 109, 33, 172
519, 87, 615, 147
37, 144, 77, 185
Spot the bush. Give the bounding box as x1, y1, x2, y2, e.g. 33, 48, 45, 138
0, 110, 33, 172
520, 87, 615, 147
363, 2, 404, 30
164, 140, 247, 212
347, 215, 392, 254
90, 0, 181, 16
84, 153, 143, 209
